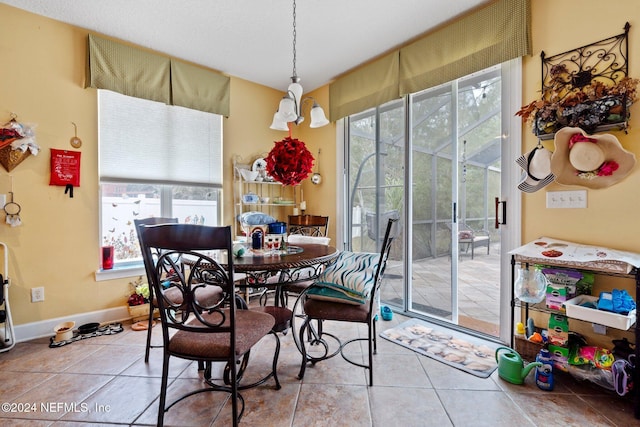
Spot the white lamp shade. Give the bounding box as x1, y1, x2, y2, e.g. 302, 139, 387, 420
288, 81, 304, 115
310, 104, 330, 128
277, 97, 298, 122
270, 112, 290, 131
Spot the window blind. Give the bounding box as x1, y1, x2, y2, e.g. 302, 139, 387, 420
99, 89, 222, 187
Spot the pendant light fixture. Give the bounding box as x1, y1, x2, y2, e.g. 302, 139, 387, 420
270, 0, 330, 131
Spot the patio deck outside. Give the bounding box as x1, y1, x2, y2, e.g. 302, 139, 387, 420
381, 240, 501, 337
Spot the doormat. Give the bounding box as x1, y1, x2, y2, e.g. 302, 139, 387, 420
49, 323, 123, 348
380, 318, 499, 378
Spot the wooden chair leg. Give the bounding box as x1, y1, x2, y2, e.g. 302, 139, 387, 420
144, 296, 155, 363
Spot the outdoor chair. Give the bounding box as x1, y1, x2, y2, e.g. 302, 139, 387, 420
293, 217, 398, 386
138, 223, 280, 427
453, 222, 490, 259
365, 210, 399, 244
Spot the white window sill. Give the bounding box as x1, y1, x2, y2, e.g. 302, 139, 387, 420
95, 264, 145, 281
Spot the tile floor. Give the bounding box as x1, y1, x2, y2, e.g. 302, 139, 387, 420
0, 309, 637, 426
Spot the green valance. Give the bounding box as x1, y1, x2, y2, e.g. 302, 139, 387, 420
86, 34, 230, 116
87, 34, 170, 104
399, 0, 531, 95
171, 60, 230, 116
329, 52, 399, 122
329, 0, 531, 121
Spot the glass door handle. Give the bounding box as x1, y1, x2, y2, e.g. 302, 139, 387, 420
495, 197, 506, 228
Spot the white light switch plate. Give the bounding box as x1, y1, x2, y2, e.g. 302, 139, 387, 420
546, 190, 587, 209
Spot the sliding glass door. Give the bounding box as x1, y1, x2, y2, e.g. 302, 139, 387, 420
346, 99, 406, 301
344, 64, 507, 339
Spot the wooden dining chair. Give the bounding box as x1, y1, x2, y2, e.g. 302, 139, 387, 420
277, 214, 330, 302
288, 214, 329, 237
294, 217, 398, 386
139, 223, 280, 427
134, 217, 223, 363
257, 214, 330, 308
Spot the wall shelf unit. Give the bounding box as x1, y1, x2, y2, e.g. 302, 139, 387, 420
232, 157, 298, 241
509, 237, 640, 419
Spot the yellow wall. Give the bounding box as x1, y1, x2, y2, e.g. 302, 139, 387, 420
225, 80, 337, 241
523, 0, 640, 347
3, 1, 639, 340
523, 0, 640, 249
0, 4, 337, 327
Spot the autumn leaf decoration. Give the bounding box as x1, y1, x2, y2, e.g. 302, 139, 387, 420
265, 137, 315, 186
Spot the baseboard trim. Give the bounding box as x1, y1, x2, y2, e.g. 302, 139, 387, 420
14, 306, 132, 343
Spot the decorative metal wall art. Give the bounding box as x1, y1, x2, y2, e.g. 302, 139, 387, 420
517, 23, 638, 139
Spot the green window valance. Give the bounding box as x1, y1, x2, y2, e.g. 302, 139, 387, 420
329, 0, 531, 121
171, 60, 230, 117
329, 52, 399, 122
399, 0, 531, 96
86, 34, 230, 116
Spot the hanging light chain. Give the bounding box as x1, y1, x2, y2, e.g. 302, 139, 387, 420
292, 0, 297, 78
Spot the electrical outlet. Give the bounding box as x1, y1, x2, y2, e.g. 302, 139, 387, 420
31, 287, 45, 303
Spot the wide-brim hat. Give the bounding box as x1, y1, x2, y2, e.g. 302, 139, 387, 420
550, 127, 636, 189
516, 145, 555, 193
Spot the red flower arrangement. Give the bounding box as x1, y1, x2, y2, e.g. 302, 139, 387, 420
265, 137, 315, 186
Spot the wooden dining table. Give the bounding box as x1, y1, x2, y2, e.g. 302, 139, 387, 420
185, 243, 339, 339
231, 243, 339, 287
183, 243, 339, 306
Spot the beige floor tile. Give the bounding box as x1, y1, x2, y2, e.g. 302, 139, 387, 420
2, 373, 113, 421
63, 344, 143, 375
221, 383, 300, 427
369, 386, 452, 427
0, 420, 52, 426
508, 391, 615, 426
136, 377, 228, 426
0, 312, 638, 426
292, 383, 371, 427
0, 370, 56, 401
437, 389, 536, 426
60, 376, 162, 424
372, 353, 433, 388
0, 342, 101, 374
419, 356, 500, 391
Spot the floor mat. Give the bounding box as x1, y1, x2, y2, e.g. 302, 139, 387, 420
380, 318, 499, 378
49, 323, 123, 348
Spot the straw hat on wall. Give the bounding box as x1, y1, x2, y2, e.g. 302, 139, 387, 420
550, 127, 636, 189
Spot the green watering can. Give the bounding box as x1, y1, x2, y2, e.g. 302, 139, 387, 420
495, 347, 542, 385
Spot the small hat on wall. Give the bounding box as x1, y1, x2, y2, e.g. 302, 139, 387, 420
516, 145, 555, 193
550, 127, 636, 189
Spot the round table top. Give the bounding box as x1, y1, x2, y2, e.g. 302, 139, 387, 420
232, 244, 338, 272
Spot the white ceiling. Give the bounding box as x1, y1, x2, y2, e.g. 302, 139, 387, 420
2, 0, 489, 92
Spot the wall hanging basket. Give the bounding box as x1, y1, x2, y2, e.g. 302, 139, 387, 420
0, 146, 30, 172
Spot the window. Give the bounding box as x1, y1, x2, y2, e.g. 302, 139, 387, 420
98, 90, 222, 269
